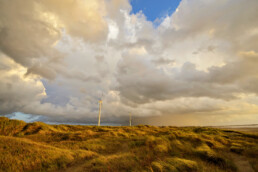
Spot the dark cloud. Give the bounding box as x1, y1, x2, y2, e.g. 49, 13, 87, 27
115, 54, 242, 105
1, 0, 258, 125
152, 58, 175, 66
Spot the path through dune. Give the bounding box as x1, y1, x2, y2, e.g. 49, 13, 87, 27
230, 153, 254, 172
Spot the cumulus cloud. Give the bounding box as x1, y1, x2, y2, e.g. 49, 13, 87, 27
0, 0, 258, 125
0, 54, 46, 114
0, 0, 62, 79
39, 0, 109, 42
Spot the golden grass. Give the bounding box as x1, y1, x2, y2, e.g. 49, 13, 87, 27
0, 136, 95, 171
0, 117, 257, 172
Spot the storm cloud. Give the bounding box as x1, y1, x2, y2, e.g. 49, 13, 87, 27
0, 0, 258, 125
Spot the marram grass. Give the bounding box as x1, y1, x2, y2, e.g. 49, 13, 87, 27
0, 117, 257, 172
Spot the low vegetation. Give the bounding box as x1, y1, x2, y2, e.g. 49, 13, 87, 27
0, 117, 257, 172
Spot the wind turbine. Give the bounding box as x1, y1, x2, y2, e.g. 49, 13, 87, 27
129, 113, 132, 126
98, 94, 103, 126
98, 100, 102, 126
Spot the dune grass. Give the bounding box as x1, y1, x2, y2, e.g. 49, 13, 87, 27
0, 117, 257, 172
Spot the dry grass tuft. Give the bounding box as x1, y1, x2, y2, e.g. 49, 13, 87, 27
0, 117, 257, 172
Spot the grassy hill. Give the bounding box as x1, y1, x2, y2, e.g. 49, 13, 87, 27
0, 117, 257, 172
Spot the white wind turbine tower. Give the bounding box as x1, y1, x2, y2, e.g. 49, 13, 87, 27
98, 93, 103, 126
98, 99, 102, 126
129, 113, 132, 126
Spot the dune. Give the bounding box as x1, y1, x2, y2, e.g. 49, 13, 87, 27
0, 117, 257, 172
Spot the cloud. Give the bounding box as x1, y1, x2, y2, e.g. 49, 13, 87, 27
115, 53, 241, 105
0, 0, 112, 80
152, 58, 175, 66
0, 54, 46, 114
0, 0, 62, 79
0, 0, 258, 125
40, 0, 109, 42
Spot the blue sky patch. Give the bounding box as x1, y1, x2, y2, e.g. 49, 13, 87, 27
130, 0, 181, 22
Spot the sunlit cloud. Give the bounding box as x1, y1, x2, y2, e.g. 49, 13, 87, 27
0, 0, 258, 125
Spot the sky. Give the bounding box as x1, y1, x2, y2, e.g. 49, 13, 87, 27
130, 0, 181, 22
0, 0, 258, 126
